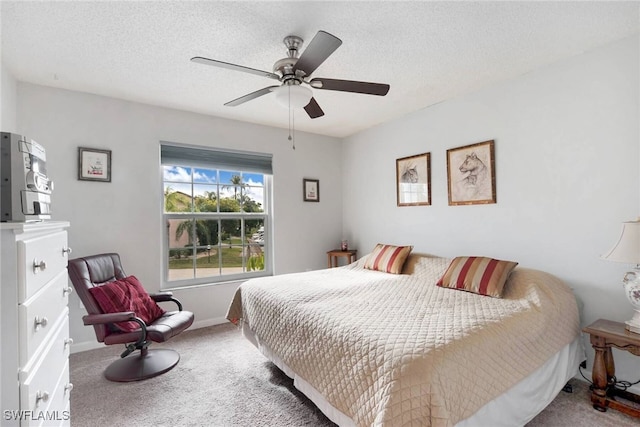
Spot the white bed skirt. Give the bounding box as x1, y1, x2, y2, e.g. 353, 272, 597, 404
242, 322, 584, 427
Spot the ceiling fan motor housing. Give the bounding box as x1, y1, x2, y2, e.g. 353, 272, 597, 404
273, 57, 300, 83
283, 35, 303, 57
275, 35, 307, 83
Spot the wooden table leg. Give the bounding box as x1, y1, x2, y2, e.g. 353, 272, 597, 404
604, 347, 615, 384
591, 341, 609, 411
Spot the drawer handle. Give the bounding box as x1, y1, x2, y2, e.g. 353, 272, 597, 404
35, 390, 49, 404
62, 247, 73, 256
34, 316, 48, 331
63, 286, 73, 296
33, 259, 47, 273
64, 338, 74, 347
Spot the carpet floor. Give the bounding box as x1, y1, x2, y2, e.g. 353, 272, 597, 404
70, 323, 639, 427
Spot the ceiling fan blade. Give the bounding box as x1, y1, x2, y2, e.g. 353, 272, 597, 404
224, 86, 280, 107
304, 97, 324, 119
191, 56, 280, 80
310, 78, 390, 96
293, 31, 342, 77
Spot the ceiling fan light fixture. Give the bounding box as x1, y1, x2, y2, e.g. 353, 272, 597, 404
273, 85, 312, 109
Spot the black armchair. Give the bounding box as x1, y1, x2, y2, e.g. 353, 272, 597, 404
67, 253, 194, 382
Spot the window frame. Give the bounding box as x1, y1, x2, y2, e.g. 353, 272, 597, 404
160, 145, 273, 290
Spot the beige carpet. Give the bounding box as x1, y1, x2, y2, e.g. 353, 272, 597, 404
70, 323, 639, 427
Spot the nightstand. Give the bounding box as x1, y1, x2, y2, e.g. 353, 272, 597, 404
327, 249, 357, 268
582, 318, 640, 418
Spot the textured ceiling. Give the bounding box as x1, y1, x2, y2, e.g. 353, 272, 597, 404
2, 1, 639, 138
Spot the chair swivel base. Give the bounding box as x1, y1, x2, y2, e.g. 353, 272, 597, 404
104, 348, 180, 382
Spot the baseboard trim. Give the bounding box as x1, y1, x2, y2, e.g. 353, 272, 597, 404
70, 316, 230, 354
192, 316, 229, 330
71, 340, 104, 354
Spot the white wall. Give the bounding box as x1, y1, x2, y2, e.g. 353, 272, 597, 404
16, 84, 343, 348
1, 62, 17, 132
343, 35, 640, 388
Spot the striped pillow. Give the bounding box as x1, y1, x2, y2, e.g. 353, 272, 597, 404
364, 244, 413, 274
89, 275, 165, 332
437, 256, 518, 298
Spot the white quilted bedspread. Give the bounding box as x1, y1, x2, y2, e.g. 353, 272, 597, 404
227, 254, 580, 427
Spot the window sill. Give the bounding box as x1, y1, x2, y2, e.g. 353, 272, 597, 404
162, 272, 272, 291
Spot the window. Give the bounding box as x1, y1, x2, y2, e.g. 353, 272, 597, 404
161, 143, 272, 288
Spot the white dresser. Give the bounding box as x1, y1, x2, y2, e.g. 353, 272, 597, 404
1, 221, 72, 427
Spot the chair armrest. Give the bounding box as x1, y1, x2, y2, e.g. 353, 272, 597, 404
149, 292, 183, 311
148, 291, 172, 300
83, 312, 135, 325
83, 312, 148, 358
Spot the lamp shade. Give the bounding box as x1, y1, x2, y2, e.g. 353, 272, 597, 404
273, 85, 312, 109
601, 220, 640, 264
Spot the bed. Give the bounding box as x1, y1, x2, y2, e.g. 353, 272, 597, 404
227, 252, 583, 426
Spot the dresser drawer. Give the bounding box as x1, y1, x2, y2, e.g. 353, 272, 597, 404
51, 360, 72, 427
20, 313, 70, 420
31, 360, 71, 427
17, 230, 70, 302
19, 271, 71, 366
54, 361, 71, 427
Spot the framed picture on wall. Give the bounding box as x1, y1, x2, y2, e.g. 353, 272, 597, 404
396, 152, 431, 206
78, 147, 111, 182
446, 140, 496, 205
303, 178, 320, 202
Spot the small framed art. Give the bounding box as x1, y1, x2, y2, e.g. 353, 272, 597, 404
303, 178, 319, 202
78, 147, 111, 182
446, 140, 496, 205
396, 152, 431, 206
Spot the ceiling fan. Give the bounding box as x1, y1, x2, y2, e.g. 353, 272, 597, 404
191, 30, 390, 119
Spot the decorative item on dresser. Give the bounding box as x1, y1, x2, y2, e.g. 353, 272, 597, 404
601, 218, 640, 333
0, 221, 72, 427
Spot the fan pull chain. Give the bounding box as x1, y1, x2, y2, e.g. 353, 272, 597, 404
287, 85, 295, 150
291, 109, 296, 150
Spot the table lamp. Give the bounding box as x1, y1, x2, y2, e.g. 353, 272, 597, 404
601, 219, 640, 333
